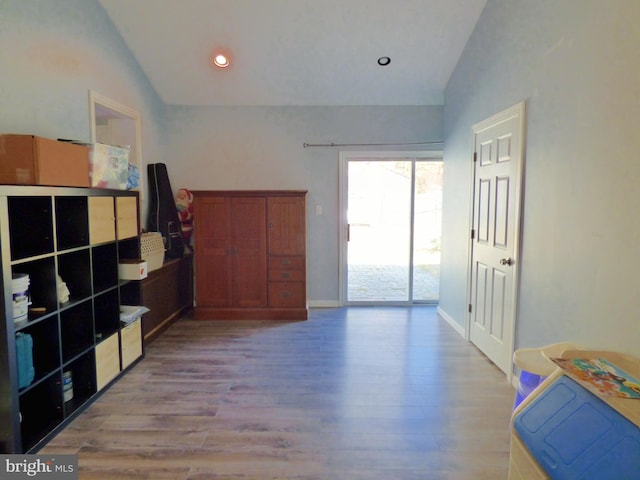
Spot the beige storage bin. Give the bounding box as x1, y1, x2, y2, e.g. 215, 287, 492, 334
88, 196, 116, 244
121, 319, 142, 369
95, 333, 120, 391
116, 196, 138, 240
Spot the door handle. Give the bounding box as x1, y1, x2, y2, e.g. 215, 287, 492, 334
499, 258, 513, 266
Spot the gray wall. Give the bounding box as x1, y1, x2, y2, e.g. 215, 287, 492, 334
164, 105, 442, 302
440, 0, 640, 355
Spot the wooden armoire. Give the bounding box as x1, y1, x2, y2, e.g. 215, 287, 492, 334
192, 190, 307, 320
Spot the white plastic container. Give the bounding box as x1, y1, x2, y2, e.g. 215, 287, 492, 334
12, 273, 30, 322
118, 260, 148, 280
63, 370, 73, 402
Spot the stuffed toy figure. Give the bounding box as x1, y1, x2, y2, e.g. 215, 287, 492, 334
175, 188, 194, 245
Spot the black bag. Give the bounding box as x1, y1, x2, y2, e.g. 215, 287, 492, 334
147, 163, 184, 259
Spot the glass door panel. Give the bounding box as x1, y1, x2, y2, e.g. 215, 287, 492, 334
347, 160, 412, 302
345, 157, 443, 304
412, 161, 443, 302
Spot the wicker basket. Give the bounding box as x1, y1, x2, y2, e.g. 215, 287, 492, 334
140, 232, 165, 272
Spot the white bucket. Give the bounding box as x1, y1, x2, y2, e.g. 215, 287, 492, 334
12, 273, 30, 322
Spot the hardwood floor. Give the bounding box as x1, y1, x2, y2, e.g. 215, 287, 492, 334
41, 306, 516, 479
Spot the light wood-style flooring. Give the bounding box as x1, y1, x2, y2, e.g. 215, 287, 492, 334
41, 306, 516, 479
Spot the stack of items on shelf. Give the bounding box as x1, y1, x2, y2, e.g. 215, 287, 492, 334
120, 305, 149, 326
0, 134, 138, 190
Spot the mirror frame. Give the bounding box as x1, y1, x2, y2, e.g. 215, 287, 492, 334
88, 90, 144, 201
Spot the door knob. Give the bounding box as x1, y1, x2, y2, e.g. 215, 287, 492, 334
499, 258, 513, 266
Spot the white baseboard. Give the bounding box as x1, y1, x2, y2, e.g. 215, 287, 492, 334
437, 306, 465, 338
308, 300, 341, 308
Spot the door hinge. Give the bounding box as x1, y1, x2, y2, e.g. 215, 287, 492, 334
468, 304, 472, 313
473, 151, 477, 163
471, 228, 475, 240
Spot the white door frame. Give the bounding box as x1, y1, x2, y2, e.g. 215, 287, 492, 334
89, 90, 144, 200
466, 101, 526, 382
338, 150, 443, 306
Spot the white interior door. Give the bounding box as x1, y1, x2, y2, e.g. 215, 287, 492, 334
469, 102, 525, 377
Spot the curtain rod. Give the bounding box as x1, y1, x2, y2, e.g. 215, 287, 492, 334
302, 141, 443, 148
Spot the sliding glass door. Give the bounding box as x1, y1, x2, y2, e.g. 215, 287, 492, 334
342, 153, 442, 304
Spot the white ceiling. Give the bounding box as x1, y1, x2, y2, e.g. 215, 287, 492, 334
98, 0, 486, 107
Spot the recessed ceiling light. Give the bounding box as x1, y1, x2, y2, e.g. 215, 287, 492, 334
212, 53, 230, 68
377, 56, 391, 66
211, 48, 232, 69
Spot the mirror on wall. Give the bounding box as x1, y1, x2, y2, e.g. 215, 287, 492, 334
88, 90, 143, 200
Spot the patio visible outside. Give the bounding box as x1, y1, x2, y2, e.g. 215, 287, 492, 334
347, 160, 442, 303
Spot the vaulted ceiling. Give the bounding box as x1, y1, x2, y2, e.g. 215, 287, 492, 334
98, 0, 486, 106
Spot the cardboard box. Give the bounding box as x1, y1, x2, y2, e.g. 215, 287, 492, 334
118, 259, 148, 280
0, 134, 90, 187
90, 143, 130, 189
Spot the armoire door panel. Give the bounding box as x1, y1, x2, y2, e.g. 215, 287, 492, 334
231, 197, 267, 307
199, 243, 233, 306
268, 196, 306, 255
194, 197, 233, 307
197, 196, 231, 239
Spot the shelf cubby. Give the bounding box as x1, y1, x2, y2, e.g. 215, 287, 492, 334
62, 350, 96, 417
17, 316, 60, 387
118, 280, 140, 306
92, 243, 118, 293
12, 257, 58, 319
60, 301, 94, 363
19, 374, 63, 452
55, 196, 89, 251
8, 196, 54, 260
118, 236, 140, 263
94, 289, 120, 340
57, 249, 92, 303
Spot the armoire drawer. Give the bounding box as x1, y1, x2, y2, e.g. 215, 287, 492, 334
268, 269, 305, 282
268, 256, 305, 270
268, 282, 305, 307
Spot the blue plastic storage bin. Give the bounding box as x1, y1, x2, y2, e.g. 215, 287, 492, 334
513, 375, 640, 480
